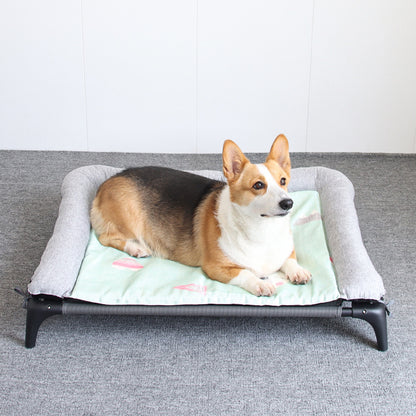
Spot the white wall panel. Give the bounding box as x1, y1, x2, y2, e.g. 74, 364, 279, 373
0, 2, 415, 153
197, 0, 313, 153
307, 0, 416, 152
0, 1, 87, 150
83, 0, 197, 152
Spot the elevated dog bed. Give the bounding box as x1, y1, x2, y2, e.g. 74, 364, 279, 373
23, 166, 388, 350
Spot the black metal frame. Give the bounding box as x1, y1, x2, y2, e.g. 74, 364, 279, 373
23, 295, 388, 351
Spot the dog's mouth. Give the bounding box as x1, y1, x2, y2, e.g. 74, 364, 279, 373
260, 212, 290, 218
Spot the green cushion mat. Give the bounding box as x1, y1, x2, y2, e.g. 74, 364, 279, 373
70, 191, 340, 306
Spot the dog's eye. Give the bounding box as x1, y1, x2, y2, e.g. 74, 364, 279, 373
253, 181, 265, 190
280, 178, 286, 186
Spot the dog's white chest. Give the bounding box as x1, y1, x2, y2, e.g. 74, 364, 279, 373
218, 214, 294, 277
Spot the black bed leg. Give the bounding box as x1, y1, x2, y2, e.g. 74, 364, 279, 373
25, 297, 63, 348
344, 300, 388, 351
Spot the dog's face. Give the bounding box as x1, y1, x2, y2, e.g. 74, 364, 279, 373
222, 135, 293, 218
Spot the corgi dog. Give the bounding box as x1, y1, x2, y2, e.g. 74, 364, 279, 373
90, 134, 311, 296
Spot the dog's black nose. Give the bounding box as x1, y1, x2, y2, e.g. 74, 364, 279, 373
279, 198, 293, 211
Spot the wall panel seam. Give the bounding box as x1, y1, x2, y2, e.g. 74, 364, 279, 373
80, 0, 90, 151
305, 0, 316, 153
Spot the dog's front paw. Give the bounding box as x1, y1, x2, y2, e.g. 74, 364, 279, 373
252, 278, 277, 297
281, 259, 312, 285
287, 266, 311, 285
229, 271, 276, 296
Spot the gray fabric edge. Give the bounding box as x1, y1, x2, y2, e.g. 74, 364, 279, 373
28, 166, 121, 297
28, 165, 385, 301
290, 167, 385, 300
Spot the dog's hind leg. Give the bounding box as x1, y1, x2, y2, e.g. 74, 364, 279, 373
124, 239, 151, 258
98, 232, 150, 258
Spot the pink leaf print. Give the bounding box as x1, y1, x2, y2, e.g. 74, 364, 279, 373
174, 284, 207, 295
112, 258, 144, 270
295, 211, 321, 226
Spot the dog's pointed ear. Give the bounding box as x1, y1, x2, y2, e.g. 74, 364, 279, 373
266, 134, 291, 173
223, 140, 249, 182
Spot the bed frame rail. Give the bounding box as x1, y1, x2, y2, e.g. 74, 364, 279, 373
23, 296, 388, 351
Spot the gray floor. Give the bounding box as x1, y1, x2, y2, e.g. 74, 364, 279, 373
0, 150, 415, 416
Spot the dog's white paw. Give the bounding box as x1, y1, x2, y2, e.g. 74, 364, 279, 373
287, 266, 312, 284
281, 258, 312, 285
229, 270, 277, 297
252, 278, 277, 297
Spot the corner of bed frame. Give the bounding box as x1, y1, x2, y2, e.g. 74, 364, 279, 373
24, 295, 63, 349
341, 299, 388, 352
